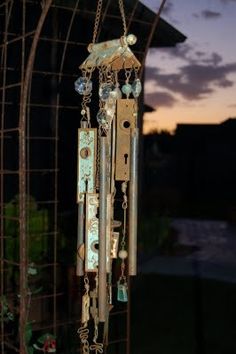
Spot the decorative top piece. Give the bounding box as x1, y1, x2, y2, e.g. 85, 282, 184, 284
80, 35, 141, 71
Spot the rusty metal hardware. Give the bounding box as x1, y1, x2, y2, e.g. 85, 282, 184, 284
85, 194, 99, 272
111, 232, 119, 259
115, 99, 137, 181
77, 128, 97, 202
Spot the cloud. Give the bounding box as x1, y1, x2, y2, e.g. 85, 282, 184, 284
150, 43, 194, 64
228, 103, 236, 107
193, 9, 222, 19
220, 0, 236, 3
154, 44, 224, 68
201, 9, 222, 18
145, 61, 236, 100
202, 52, 223, 66
145, 91, 177, 108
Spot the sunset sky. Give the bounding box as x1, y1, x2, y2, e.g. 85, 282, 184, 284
141, 0, 236, 133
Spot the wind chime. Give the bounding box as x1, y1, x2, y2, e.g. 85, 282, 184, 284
75, 0, 141, 352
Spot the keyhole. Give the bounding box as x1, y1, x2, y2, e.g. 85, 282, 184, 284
124, 153, 128, 164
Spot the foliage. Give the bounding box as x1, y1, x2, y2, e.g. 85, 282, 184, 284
4, 195, 49, 263
0, 295, 14, 322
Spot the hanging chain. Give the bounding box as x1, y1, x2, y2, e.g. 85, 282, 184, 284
92, 0, 127, 46
120, 181, 128, 280
92, 0, 103, 44
118, 0, 127, 37
90, 274, 103, 353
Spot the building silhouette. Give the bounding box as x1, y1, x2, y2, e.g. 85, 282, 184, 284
143, 118, 236, 220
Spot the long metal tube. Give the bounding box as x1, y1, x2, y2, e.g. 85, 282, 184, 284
76, 201, 84, 276
128, 128, 139, 276
99, 136, 107, 322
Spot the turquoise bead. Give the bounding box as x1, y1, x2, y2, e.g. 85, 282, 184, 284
121, 83, 132, 96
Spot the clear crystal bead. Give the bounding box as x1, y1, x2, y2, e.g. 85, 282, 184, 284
105, 98, 116, 121
106, 107, 115, 120
132, 79, 142, 98
109, 87, 122, 100
121, 83, 132, 96
74, 77, 92, 95
99, 83, 115, 101
96, 110, 107, 125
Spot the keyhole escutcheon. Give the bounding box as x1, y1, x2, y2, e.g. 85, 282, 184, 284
124, 153, 128, 164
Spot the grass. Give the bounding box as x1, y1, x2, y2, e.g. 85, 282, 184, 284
130, 274, 236, 354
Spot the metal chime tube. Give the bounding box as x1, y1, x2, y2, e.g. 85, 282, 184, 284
99, 136, 108, 322
76, 201, 84, 276
128, 128, 139, 276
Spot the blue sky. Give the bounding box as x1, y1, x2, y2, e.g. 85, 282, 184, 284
141, 0, 236, 132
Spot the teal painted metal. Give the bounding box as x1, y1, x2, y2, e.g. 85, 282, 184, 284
85, 193, 99, 272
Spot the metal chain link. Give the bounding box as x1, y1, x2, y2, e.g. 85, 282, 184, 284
92, 0, 103, 44
118, 0, 127, 37
121, 181, 128, 247
78, 325, 90, 354
92, 0, 127, 45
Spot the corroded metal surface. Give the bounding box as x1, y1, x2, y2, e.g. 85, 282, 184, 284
77, 128, 97, 202
85, 193, 99, 272
80, 36, 141, 71
115, 99, 137, 181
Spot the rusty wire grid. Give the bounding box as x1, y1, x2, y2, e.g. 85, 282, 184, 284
0, 0, 166, 353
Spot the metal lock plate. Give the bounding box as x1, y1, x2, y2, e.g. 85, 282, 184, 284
85, 193, 99, 272
77, 128, 97, 202
85, 194, 113, 273
115, 99, 137, 181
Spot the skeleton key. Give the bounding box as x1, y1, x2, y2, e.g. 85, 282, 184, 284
111, 232, 119, 259
81, 293, 90, 324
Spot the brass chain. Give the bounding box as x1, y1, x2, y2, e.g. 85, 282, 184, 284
118, 0, 127, 37
92, 0, 103, 44
92, 0, 127, 45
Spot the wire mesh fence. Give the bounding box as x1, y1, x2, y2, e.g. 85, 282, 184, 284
0, 0, 164, 352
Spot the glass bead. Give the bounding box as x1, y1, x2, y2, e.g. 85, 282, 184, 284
118, 250, 128, 259
74, 77, 92, 95
96, 110, 107, 125
99, 83, 115, 101
109, 87, 122, 100
117, 282, 128, 302
105, 98, 116, 119
126, 34, 137, 45
132, 79, 142, 98
106, 107, 115, 120
122, 83, 132, 96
